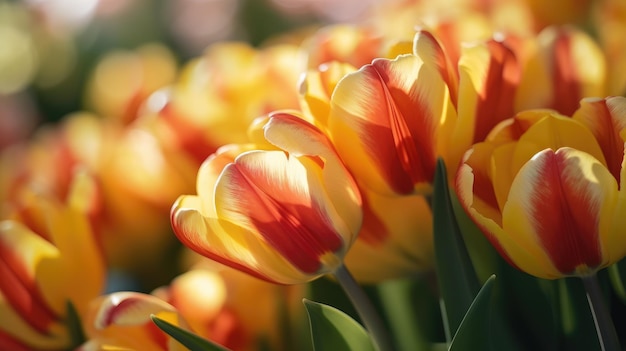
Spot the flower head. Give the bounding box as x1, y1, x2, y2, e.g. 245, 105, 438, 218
171, 112, 362, 284
456, 96, 626, 279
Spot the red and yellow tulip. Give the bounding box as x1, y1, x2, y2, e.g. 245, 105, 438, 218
456, 96, 626, 279
0, 189, 105, 350
79, 292, 188, 351
142, 42, 304, 165
170, 111, 363, 284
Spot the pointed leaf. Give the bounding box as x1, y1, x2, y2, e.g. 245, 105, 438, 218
66, 300, 86, 349
151, 315, 230, 351
303, 299, 376, 351
432, 158, 480, 340
448, 275, 496, 350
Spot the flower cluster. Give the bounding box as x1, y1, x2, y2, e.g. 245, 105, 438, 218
2, 0, 626, 350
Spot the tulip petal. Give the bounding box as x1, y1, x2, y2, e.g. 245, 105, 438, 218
510, 114, 606, 179
299, 62, 357, 128
216, 150, 344, 274
456, 38, 520, 145
573, 96, 626, 183
538, 27, 606, 115
263, 112, 362, 240
36, 200, 105, 317
93, 292, 176, 330
503, 148, 617, 277
0, 221, 59, 333
330, 54, 452, 195
0, 294, 68, 350
413, 30, 458, 106
172, 196, 315, 284
85, 292, 185, 351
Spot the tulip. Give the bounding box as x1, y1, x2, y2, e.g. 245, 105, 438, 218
142, 42, 304, 165
170, 111, 363, 285
85, 43, 178, 125
79, 292, 188, 351
0, 189, 105, 350
298, 58, 435, 283
456, 97, 626, 279
328, 49, 456, 196
514, 26, 606, 116
593, 0, 626, 96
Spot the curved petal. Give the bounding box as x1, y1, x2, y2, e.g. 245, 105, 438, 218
92, 292, 176, 330
329, 54, 453, 195
0, 221, 59, 333
413, 30, 458, 106
573, 96, 626, 183
0, 293, 67, 350
35, 198, 105, 318
171, 196, 317, 284
84, 292, 185, 351
299, 62, 357, 128
510, 114, 606, 178
502, 148, 617, 278
454, 38, 521, 163
263, 112, 362, 240
216, 150, 345, 275
537, 26, 607, 115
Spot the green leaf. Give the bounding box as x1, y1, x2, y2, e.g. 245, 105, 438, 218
557, 277, 603, 351
432, 158, 480, 340
303, 299, 376, 351
151, 315, 230, 351
448, 275, 496, 351
66, 300, 87, 349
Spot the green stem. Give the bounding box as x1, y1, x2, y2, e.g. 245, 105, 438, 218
333, 264, 394, 351
580, 274, 621, 351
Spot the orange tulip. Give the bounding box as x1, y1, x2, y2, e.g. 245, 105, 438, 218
456, 97, 626, 279
170, 112, 362, 284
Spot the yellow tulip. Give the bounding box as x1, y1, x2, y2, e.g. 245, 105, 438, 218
456, 97, 626, 279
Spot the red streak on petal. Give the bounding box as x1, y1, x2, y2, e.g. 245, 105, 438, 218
417, 30, 459, 105
473, 40, 521, 143
0, 239, 59, 334
0, 329, 33, 351
583, 99, 623, 185
529, 150, 603, 274
362, 61, 437, 194
232, 161, 344, 274
550, 31, 582, 115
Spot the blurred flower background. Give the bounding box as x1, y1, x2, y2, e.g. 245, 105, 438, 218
3, 0, 626, 350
